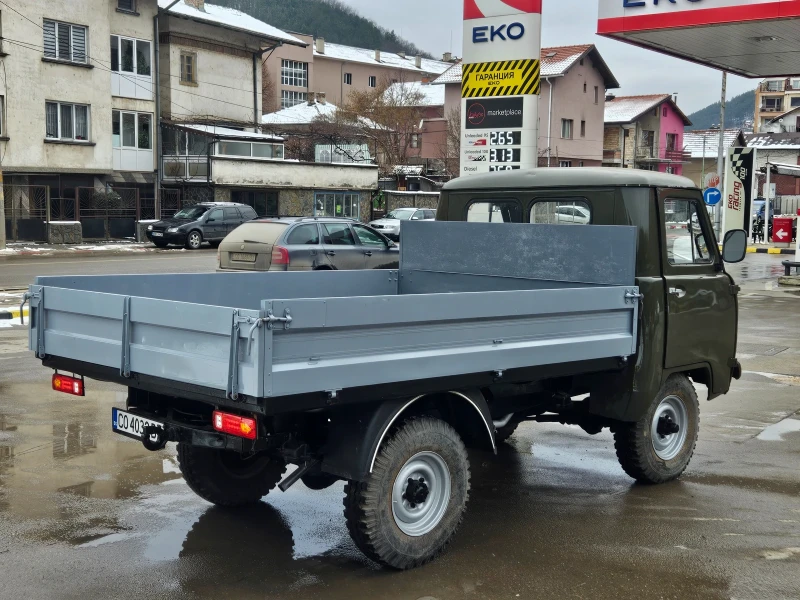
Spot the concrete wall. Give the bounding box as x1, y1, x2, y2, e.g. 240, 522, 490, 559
384, 191, 439, 212
212, 158, 378, 190
159, 15, 263, 126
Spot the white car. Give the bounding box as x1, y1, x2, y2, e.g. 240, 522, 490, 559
369, 208, 436, 241
554, 205, 591, 225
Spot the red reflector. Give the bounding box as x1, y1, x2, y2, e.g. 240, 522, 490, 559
212, 410, 257, 440
52, 374, 85, 396
271, 245, 289, 265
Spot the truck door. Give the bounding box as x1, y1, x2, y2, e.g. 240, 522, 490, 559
659, 190, 737, 382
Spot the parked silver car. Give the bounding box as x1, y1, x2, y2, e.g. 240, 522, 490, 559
368, 207, 436, 241
218, 217, 398, 272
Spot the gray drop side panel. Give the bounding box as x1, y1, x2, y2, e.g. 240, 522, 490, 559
399, 221, 637, 294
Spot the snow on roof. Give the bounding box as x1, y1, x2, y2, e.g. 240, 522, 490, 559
746, 132, 800, 150
433, 45, 618, 87
384, 82, 445, 107
158, 1, 303, 45
178, 124, 284, 142
261, 100, 380, 129
314, 41, 451, 75
604, 94, 672, 124
683, 129, 744, 158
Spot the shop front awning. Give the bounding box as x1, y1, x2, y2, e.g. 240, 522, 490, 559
597, 1, 800, 77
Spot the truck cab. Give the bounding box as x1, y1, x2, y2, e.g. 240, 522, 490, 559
437, 168, 743, 421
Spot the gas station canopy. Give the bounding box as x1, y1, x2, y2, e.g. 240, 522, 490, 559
597, 0, 800, 78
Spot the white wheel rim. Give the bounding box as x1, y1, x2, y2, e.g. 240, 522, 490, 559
391, 451, 451, 537
651, 395, 689, 461
189, 233, 200, 247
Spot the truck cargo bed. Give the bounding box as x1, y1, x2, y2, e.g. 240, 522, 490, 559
29, 222, 641, 404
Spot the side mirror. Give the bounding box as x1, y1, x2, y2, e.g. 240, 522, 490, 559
411, 216, 420, 220
722, 229, 747, 264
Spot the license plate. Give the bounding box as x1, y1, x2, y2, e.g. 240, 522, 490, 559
112, 408, 164, 440
232, 252, 257, 262
151, 232, 163, 237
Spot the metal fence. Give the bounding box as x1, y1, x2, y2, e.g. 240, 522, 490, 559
77, 187, 140, 240
3, 184, 49, 241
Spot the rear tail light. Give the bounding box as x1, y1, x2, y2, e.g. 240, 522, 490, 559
52, 373, 85, 396
212, 410, 257, 440
271, 245, 289, 265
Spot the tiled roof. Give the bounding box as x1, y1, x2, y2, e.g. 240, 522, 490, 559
314, 42, 452, 75
384, 82, 445, 107
433, 44, 618, 88
746, 132, 800, 150
604, 94, 672, 124
683, 129, 744, 158
158, 1, 303, 45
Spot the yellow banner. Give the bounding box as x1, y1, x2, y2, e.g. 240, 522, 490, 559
462, 59, 541, 98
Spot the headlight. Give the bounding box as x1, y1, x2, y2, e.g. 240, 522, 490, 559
167, 227, 179, 233
147, 225, 153, 231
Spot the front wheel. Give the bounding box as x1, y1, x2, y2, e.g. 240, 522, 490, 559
343, 416, 470, 570
185, 230, 203, 250
177, 444, 286, 507
613, 374, 699, 484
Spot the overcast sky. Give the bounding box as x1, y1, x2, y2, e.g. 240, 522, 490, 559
343, 0, 756, 115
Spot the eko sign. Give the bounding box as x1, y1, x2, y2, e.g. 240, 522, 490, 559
597, 0, 800, 77
461, 0, 541, 176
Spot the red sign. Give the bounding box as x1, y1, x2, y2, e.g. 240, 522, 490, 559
464, 0, 542, 20
773, 217, 793, 243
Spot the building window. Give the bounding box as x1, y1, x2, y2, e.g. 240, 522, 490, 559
110, 36, 150, 75
281, 90, 307, 109
180, 52, 197, 84
281, 60, 308, 88
217, 140, 285, 160
665, 132, 678, 152
763, 97, 783, 111
561, 119, 573, 139
583, 82, 587, 93
594, 86, 599, 104
580, 120, 586, 137
344, 72, 353, 85
112, 111, 151, 149
46, 102, 90, 141
410, 133, 420, 149
663, 106, 668, 117
559, 161, 572, 168
765, 80, 783, 92
579, 161, 584, 167
117, 0, 136, 12
315, 192, 361, 219
369, 76, 377, 88
43, 20, 88, 64
791, 97, 800, 108
579, 58, 584, 66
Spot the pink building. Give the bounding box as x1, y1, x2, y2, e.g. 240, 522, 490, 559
433, 45, 620, 168
603, 94, 693, 175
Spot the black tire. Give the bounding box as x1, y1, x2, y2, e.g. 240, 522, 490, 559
343, 416, 470, 570
613, 374, 699, 484
185, 230, 203, 250
177, 444, 286, 507
495, 420, 520, 443
153, 240, 168, 248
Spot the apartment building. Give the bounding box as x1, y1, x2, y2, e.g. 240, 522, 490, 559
263, 36, 454, 113
434, 45, 620, 169
754, 77, 800, 131
2, 0, 159, 239
603, 94, 692, 175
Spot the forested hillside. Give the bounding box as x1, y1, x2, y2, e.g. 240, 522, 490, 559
213, 0, 432, 57
686, 90, 755, 131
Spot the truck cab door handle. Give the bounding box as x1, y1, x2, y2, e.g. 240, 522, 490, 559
668, 287, 686, 299
364, 251, 373, 256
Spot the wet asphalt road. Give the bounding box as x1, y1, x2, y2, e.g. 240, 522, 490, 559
1, 255, 799, 599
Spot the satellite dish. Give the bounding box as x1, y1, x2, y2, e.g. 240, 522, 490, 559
779, 118, 784, 123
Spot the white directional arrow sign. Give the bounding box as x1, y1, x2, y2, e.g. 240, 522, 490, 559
776, 228, 789, 240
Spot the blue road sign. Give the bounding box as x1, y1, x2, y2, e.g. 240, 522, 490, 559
703, 187, 722, 206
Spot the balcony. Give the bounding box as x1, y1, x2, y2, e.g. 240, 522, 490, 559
635, 146, 691, 164
760, 104, 785, 113
603, 148, 622, 163
161, 156, 210, 181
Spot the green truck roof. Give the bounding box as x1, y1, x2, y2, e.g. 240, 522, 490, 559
443, 168, 699, 191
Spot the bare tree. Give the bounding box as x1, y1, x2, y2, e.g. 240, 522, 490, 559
441, 106, 461, 177
262, 67, 277, 115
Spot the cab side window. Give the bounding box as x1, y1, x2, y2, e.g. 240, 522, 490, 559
466, 200, 522, 223
664, 199, 713, 265
530, 199, 591, 225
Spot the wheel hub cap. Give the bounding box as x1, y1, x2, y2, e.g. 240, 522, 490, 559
392, 451, 451, 537
651, 395, 689, 461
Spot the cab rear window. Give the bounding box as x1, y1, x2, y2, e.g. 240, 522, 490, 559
530, 199, 591, 225
225, 222, 288, 244
466, 200, 522, 223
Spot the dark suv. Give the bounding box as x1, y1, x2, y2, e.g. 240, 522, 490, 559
146, 202, 258, 249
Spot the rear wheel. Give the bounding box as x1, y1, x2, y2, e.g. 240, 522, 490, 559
613, 374, 699, 484
343, 416, 470, 569
185, 230, 203, 250
177, 444, 286, 507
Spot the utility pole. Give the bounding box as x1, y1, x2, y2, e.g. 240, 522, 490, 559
715, 72, 727, 235
0, 170, 5, 250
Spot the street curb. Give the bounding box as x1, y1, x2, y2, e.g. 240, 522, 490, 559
746, 247, 796, 255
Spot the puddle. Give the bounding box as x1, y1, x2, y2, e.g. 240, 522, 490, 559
757, 418, 800, 441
